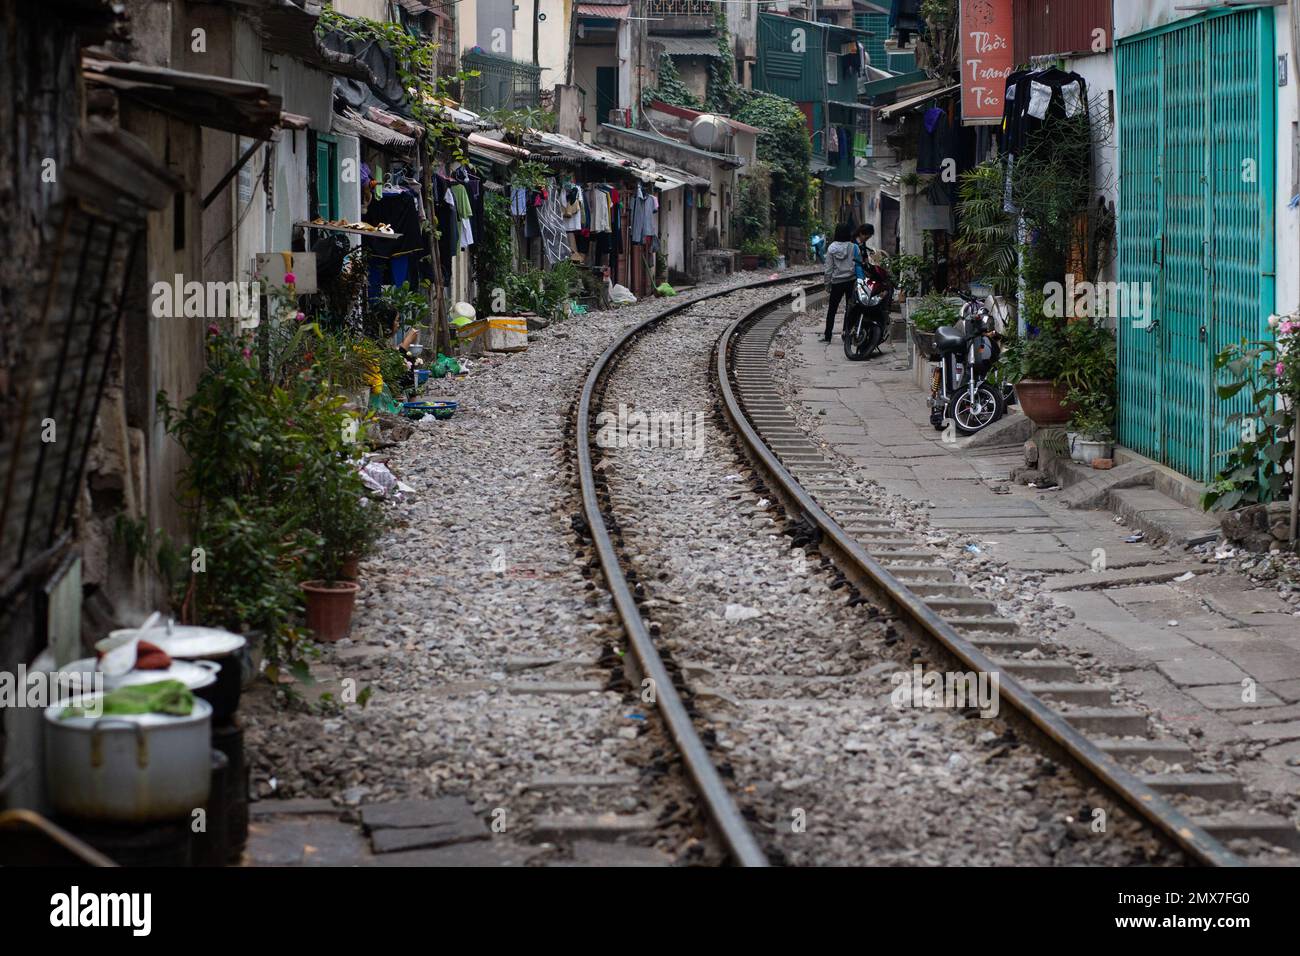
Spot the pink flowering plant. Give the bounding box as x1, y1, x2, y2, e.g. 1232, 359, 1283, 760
1203, 318, 1298, 511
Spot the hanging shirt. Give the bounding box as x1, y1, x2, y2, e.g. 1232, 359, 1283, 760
510, 187, 527, 217
561, 185, 584, 231
588, 185, 610, 233
447, 185, 474, 247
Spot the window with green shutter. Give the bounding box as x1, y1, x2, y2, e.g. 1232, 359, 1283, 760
315, 135, 339, 221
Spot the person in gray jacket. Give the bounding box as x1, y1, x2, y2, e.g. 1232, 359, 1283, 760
822, 223, 861, 342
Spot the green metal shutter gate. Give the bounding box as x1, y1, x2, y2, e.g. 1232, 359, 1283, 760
1116, 8, 1275, 482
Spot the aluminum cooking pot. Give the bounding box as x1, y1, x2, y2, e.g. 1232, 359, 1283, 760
44, 695, 212, 823
105, 625, 246, 721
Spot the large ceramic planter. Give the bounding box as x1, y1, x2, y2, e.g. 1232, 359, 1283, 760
302, 580, 360, 642
1015, 379, 1074, 426
740, 255, 760, 271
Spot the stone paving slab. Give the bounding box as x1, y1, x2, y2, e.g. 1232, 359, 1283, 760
360, 796, 482, 831
245, 816, 371, 867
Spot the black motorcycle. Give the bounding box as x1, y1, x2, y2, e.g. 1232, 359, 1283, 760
843, 261, 895, 361
928, 291, 1006, 435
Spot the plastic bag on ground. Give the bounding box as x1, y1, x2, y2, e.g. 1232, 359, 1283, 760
609, 283, 637, 304
655, 282, 676, 297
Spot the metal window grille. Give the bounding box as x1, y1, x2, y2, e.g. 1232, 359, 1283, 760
461, 50, 541, 112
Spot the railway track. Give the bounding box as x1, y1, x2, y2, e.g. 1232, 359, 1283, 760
575, 275, 1256, 866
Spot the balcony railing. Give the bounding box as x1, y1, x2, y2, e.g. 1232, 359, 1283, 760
461, 50, 541, 112
646, 0, 714, 33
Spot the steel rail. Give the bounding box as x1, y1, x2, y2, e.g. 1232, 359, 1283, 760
715, 298, 1243, 868
576, 272, 816, 867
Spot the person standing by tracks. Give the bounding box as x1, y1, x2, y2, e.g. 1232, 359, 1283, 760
822, 223, 861, 342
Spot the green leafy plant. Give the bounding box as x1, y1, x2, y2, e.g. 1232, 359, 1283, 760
1202, 332, 1297, 512
908, 293, 959, 332
1066, 388, 1113, 440
887, 254, 928, 296
509, 159, 552, 192
475, 191, 514, 316
157, 328, 386, 677
740, 237, 779, 261
955, 162, 1018, 301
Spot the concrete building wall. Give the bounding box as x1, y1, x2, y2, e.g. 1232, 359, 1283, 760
515, 0, 571, 90
660, 186, 685, 273
574, 41, 618, 130
331, 0, 390, 22
1274, 5, 1300, 320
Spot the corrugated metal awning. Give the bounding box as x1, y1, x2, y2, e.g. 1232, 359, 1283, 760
82, 57, 283, 139
657, 36, 724, 58
468, 133, 530, 159
577, 3, 629, 17
332, 108, 415, 149
878, 83, 960, 121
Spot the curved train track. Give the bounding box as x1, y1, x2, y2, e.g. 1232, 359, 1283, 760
574, 273, 1241, 867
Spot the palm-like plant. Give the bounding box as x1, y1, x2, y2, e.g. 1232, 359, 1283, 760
955, 162, 1018, 300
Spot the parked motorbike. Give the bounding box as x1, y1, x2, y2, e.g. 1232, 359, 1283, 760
843, 260, 895, 361
928, 290, 1005, 436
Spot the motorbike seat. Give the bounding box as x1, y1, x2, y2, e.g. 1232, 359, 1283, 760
935, 325, 966, 352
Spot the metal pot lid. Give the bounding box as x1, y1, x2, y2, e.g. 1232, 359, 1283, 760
63, 658, 219, 692
101, 624, 246, 659
44, 694, 212, 728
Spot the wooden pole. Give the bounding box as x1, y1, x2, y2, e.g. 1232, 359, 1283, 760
423, 156, 451, 355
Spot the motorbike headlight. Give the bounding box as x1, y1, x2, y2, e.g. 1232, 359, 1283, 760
867, 295, 882, 307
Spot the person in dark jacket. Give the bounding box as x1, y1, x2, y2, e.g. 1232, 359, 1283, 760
822, 223, 861, 342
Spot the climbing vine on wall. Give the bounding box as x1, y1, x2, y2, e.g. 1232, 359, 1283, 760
646, 53, 703, 110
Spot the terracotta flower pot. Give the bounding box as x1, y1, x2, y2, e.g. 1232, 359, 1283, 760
1015, 379, 1074, 426
301, 580, 360, 643
341, 556, 360, 580
741, 255, 760, 270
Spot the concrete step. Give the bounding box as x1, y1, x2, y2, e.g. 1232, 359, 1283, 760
1092, 737, 1195, 765
993, 658, 1075, 681
968, 635, 1041, 653
1193, 812, 1300, 851
1139, 773, 1245, 801
1023, 681, 1113, 706
1061, 707, 1149, 736
906, 582, 976, 598
1108, 487, 1220, 548
947, 616, 1020, 635
886, 563, 955, 581
531, 813, 659, 842
926, 596, 1000, 617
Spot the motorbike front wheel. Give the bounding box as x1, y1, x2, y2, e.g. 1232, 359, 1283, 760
946, 383, 1002, 435
844, 319, 870, 360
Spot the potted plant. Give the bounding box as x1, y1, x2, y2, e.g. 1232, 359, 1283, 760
907, 293, 960, 361
1002, 323, 1074, 426
1066, 389, 1114, 464
740, 237, 777, 270
298, 462, 369, 643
